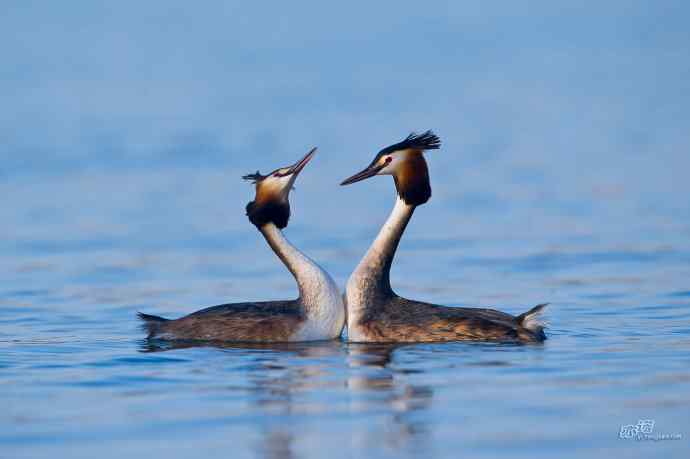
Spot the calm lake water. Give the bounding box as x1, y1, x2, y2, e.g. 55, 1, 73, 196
2, 153, 689, 458
2, 2, 690, 458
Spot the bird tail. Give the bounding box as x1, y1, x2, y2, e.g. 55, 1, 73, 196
137, 312, 169, 338
515, 303, 549, 336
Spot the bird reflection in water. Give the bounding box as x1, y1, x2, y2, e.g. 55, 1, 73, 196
140, 340, 433, 457
141, 339, 342, 459
347, 343, 433, 452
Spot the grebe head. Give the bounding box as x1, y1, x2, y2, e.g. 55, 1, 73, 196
243, 147, 316, 229
340, 131, 440, 206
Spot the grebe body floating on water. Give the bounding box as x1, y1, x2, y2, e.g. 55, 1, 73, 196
340, 131, 547, 343
139, 148, 345, 342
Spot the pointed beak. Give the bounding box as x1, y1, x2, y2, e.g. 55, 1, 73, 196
340, 163, 385, 186
287, 147, 317, 177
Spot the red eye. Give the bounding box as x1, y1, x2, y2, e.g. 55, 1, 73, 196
273, 173, 280, 177
385, 157, 392, 164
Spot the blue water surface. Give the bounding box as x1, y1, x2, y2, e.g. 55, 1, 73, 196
1, 2, 689, 458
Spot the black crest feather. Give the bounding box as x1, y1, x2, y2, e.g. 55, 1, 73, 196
242, 170, 266, 184
379, 130, 441, 155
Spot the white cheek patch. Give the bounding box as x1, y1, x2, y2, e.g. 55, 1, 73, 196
378, 156, 404, 175
378, 164, 394, 175
261, 176, 293, 197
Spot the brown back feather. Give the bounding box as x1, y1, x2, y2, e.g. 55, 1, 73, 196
154, 301, 306, 342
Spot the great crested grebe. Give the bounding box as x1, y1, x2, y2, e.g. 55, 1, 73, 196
340, 131, 547, 343
139, 148, 345, 342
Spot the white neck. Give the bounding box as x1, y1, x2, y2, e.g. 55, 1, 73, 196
259, 223, 344, 340
345, 196, 415, 334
